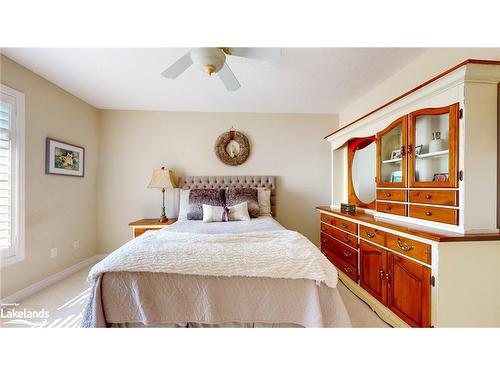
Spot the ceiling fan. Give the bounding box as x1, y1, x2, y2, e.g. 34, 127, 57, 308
160, 47, 282, 91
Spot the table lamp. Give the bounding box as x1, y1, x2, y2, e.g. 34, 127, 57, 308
147, 167, 176, 222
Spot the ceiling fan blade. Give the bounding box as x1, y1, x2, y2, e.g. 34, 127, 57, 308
218, 62, 241, 91
227, 48, 282, 61
161, 53, 193, 79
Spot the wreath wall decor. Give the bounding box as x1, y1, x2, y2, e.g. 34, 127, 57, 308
214, 128, 250, 166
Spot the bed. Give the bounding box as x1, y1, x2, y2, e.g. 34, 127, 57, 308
81, 176, 351, 328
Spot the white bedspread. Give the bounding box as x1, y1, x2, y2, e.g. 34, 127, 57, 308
88, 226, 338, 288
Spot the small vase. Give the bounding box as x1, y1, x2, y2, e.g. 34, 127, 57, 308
428, 132, 446, 153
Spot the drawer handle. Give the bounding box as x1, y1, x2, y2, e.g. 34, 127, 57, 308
396, 239, 413, 252
425, 195, 432, 199
385, 206, 391, 211
386, 193, 391, 197
343, 266, 352, 274
386, 271, 391, 286
343, 235, 351, 243
379, 269, 385, 279
364, 230, 375, 238
341, 223, 349, 229
343, 250, 352, 258
321, 238, 328, 244
425, 211, 432, 216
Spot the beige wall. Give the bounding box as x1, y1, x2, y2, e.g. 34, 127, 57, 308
0, 55, 100, 298
97, 110, 338, 253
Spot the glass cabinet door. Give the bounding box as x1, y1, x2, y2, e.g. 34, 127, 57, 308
377, 116, 407, 187
408, 104, 459, 188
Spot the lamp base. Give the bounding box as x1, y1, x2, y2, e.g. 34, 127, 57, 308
159, 215, 168, 223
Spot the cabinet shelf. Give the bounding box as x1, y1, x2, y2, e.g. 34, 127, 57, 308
382, 158, 402, 164
415, 150, 449, 159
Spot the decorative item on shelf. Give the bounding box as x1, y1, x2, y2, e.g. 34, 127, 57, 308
429, 131, 446, 153
147, 167, 176, 223
390, 149, 402, 160
390, 171, 403, 183
45, 137, 85, 177
415, 144, 423, 156
340, 203, 356, 215
215, 127, 250, 166
433, 173, 449, 182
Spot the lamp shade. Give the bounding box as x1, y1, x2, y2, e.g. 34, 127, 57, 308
147, 167, 176, 189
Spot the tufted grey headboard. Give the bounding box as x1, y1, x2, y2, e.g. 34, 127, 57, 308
178, 176, 276, 216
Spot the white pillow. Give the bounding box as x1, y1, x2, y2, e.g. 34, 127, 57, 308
257, 188, 272, 216
202, 202, 250, 223
228, 201, 251, 222
178, 189, 190, 221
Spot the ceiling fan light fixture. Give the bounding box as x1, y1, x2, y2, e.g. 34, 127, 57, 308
190, 48, 226, 75
204, 65, 216, 75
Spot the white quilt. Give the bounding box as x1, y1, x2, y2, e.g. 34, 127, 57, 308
88, 229, 338, 288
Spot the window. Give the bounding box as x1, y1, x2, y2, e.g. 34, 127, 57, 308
0, 84, 25, 267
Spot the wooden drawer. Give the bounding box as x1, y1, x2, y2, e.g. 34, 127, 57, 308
377, 189, 406, 202
321, 233, 358, 267
359, 225, 385, 246
409, 204, 458, 225
333, 217, 358, 235
331, 226, 358, 249
321, 222, 358, 249
320, 213, 334, 225
134, 227, 161, 237
376, 201, 406, 216
320, 222, 335, 237
385, 233, 431, 264
323, 248, 357, 282
409, 190, 458, 206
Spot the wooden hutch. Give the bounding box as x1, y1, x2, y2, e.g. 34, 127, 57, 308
318, 60, 500, 327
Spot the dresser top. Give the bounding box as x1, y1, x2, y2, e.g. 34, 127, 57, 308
317, 206, 500, 242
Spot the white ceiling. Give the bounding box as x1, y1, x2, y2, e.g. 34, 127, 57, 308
2, 48, 427, 113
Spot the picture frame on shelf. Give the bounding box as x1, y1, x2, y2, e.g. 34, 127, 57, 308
390, 171, 403, 183
433, 173, 448, 182
415, 144, 423, 156
390, 149, 402, 159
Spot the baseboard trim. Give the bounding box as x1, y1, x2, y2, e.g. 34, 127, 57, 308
1, 254, 107, 304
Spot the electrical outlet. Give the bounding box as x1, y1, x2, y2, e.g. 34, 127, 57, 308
73, 240, 80, 250
50, 248, 58, 258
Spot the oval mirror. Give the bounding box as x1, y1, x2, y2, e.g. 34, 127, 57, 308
348, 137, 376, 209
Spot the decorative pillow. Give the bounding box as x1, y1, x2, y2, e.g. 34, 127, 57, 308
257, 188, 272, 216
228, 201, 251, 222
226, 188, 259, 218
187, 189, 225, 220
202, 201, 250, 223
202, 204, 227, 223
178, 189, 190, 221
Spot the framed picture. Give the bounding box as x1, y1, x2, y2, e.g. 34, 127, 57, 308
433, 173, 448, 182
415, 144, 423, 156
390, 149, 402, 159
390, 171, 403, 183
45, 138, 85, 177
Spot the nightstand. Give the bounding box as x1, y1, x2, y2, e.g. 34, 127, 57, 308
128, 218, 177, 238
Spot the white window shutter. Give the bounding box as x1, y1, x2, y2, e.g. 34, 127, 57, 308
0, 101, 12, 256
0, 84, 25, 266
